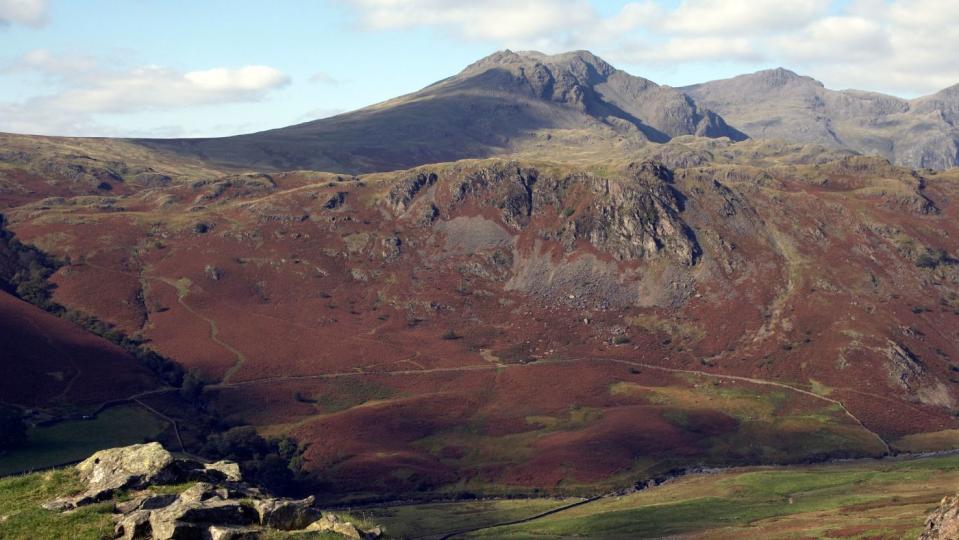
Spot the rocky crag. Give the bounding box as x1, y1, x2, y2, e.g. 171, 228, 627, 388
42, 443, 382, 540
921, 492, 959, 540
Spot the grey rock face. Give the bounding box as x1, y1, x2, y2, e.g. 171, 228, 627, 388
67, 442, 177, 505
115, 509, 153, 540
207, 526, 262, 540
683, 68, 959, 169
150, 498, 260, 539
921, 492, 959, 540
254, 495, 320, 530
44, 443, 245, 511
388, 171, 437, 214
560, 162, 700, 264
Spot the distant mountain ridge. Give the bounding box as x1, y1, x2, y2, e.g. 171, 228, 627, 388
128, 50, 959, 172
683, 68, 959, 170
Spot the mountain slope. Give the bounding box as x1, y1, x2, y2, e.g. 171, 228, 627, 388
136, 50, 744, 174
683, 68, 959, 169
4, 133, 959, 499
133, 52, 959, 173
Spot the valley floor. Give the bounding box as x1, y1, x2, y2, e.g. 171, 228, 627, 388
363, 452, 959, 539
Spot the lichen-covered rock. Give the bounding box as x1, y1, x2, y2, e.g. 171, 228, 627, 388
921, 492, 959, 539
40, 441, 381, 539
43, 444, 245, 512
150, 499, 259, 540
115, 493, 177, 514
203, 461, 242, 483
255, 495, 319, 530
308, 514, 364, 539
77, 442, 175, 496
43, 442, 179, 509
176, 482, 223, 503
115, 509, 153, 540
208, 525, 262, 540
307, 513, 383, 539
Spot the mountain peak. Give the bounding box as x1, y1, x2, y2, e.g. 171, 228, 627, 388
749, 67, 824, 89
464, 49, 615, 79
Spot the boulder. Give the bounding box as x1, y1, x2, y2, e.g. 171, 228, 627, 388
150, 499, 259, 540
207, 525, 262, 540
204, 461, 242, 482
114, 509, 153, 540
308, 513, 365, 539
149, 519, 205, 540
921, 493, 959, 540
255, 495, 319, 530
40, 443, 383, 539
45, 443, 178, 510
115, 493, 177, 514
178, 483, 210, 503
40, 498, 75, 512
76, 442, 175, 501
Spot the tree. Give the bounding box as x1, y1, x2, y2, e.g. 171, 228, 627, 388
179, 369, 206, 403
0, 406, 27, 450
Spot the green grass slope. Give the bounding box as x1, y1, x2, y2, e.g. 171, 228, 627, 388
460, 455, 959, 538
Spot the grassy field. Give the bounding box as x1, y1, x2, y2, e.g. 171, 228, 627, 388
4, 454, 955, 540
342, 454, 959, 539
453, 454, 959, 539
364, 498, 579, 538
0, 404, 168, 476
0, 468, 116, 540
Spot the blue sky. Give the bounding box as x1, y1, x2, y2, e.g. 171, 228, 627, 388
1, 0, 957, 137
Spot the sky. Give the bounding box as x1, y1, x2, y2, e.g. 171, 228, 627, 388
1, 0, 957, 138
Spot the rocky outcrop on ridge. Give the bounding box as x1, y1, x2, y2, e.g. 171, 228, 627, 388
42, 443, 382, 540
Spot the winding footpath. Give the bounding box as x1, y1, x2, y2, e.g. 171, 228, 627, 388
149, 276, 248, 384
202, 355, 892, 455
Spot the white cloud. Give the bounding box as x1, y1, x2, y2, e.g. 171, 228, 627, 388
774, 16, 890, 63
184, 66, 289, 93
43, 65, 289, 114
343, 0, 598, 47
308, 71, 341, 85
665, 0, 830, 34
768, 0, 959, 94
0, 0, 47, 27
341, 0, 959, 96
0, 50, 290, 135
602, 0, 666, 36
2, 49, 98, 78
621, 37, 762, 64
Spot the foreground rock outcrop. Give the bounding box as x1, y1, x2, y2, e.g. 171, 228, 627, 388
921, 492, 959, 540
43, 443, 382, 540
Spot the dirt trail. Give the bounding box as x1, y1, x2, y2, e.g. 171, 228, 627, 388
83, 262, 249, 383
603, 357, 892, 455
150, 276, 248, 384
204, 355, 891, 455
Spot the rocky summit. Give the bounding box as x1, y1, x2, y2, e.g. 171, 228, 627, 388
128, 50, 959, 173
